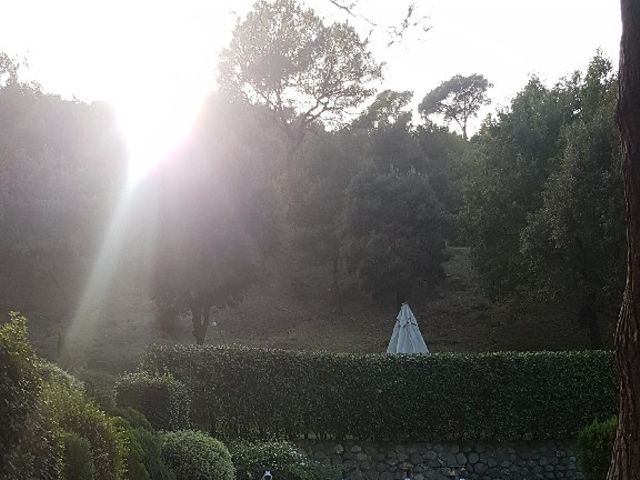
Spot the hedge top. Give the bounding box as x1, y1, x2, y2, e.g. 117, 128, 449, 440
140, 344, 616, 442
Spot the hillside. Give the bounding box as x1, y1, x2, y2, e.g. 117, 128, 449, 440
19, 247, 615, 374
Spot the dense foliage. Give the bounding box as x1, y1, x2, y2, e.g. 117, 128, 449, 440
43, 371, 126, 480
161, 430, 235, 480
229, 441, 321, 480
218, 0, 381, 143
63, 432, 96, 480
460, 54, 624, 346
0, 313, 148, 480
142, 344, 615, 441
340, 168, 447, 303
419, 74, 492, 140
0, 312, 44, 475
114, 372, 190, 431
0, 56, 126, 318
576, 417, 617, 480
145, 96, 284, 343
0, 313, 63, 479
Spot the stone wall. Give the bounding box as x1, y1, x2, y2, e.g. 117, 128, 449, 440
297, 441, 583, 480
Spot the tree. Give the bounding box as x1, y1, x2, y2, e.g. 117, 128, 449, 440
218, 0, 382, 147
608, 0, 640, 477
419, 74, 492, 140
520, 56, 624, 348
324, 1, 430, 47
352, 89, 413, 131
0, 52, 19, 87
287, 129, 367, 294
460, 58, 624, 347
339, 168, 447, 309
460, 75, 576, 300
0, 56, 126, 312
147, 96, 282, 344
415, 123, 467, 222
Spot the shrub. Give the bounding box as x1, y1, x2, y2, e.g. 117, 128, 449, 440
0, 312, 63, 480
0, 312, 42, 474
115, 372, 190, 431
74, 368, 119, 409
136, 428, 176, 480
5, 394, 64, 480
229, 441, 317, 480
41, 361, 86, 391
63, 433, 96, 480
111, 406, 154, 431
576, 416, 617, 480
161, 430, 235, 480
111, 408, 176, 480
142, 345, 616, 441
113, 417, 150, 480
44, 378, 126, 480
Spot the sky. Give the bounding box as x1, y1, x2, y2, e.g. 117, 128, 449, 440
0, 0, 622, 176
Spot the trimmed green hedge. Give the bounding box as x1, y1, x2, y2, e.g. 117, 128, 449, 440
229, 440, 332, 480
576, 416, 617, 480
142, 345, 616, 441
0, 313, 63, 480
162, 430, 235, 480
43, 377, 126, 480
114, 372, 190, 431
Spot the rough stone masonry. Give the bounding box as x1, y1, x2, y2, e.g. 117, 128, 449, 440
298, 441, 583, 480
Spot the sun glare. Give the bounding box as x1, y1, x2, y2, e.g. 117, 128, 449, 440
87, 2, 236, 185
115, 91, 202, 184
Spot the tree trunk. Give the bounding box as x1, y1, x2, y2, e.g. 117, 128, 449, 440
191, 301, 210, 345
580, 300, 602, 349
331, 253, 342, 315
608, 1, 640, 478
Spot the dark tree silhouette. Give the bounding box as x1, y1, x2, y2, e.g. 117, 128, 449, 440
608, 0, 640, 478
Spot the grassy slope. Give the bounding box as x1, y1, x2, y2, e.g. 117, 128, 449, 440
17, 247, 614, 374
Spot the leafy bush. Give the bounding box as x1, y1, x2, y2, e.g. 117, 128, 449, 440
142, 345, 616, 441
113, 417, 150, 480
63, 433, 96, 480
136, 428, 177, 480
115, 371, 190, 430
111, 407, 176, 480
73, 368, 118, 409
44, 378, 126, 480
111, 406, 154, 431
577, 416, 617, 480
161, 430, 235, 480
0, 313, 42, 470
0, 312, 63, 480
229, 441, 318, 480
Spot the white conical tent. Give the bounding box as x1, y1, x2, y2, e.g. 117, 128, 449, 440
386, 303, 429, 354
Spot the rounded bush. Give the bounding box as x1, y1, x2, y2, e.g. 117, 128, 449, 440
63, 432, 96, 480
229, 441, 318, 480
0, 312, 41, 475
0, 313, 63, 480
115, 372, 190, 431
111, 406, 153, 431
162, 430, 235, 480
576, 416, 617, 480
135, 428, 176, 480
44, 379, 126, 480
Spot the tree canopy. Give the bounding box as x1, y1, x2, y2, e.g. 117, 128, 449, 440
218, 0, 382, 145
419, 73, 492, 140
460, 54, 624, 347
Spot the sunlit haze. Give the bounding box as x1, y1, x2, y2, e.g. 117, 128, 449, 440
1, 0, 621, 180
2, 0, 638, 467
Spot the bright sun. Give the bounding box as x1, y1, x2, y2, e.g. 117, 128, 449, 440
115, 89, 203, 184
96, 2, 236, 184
